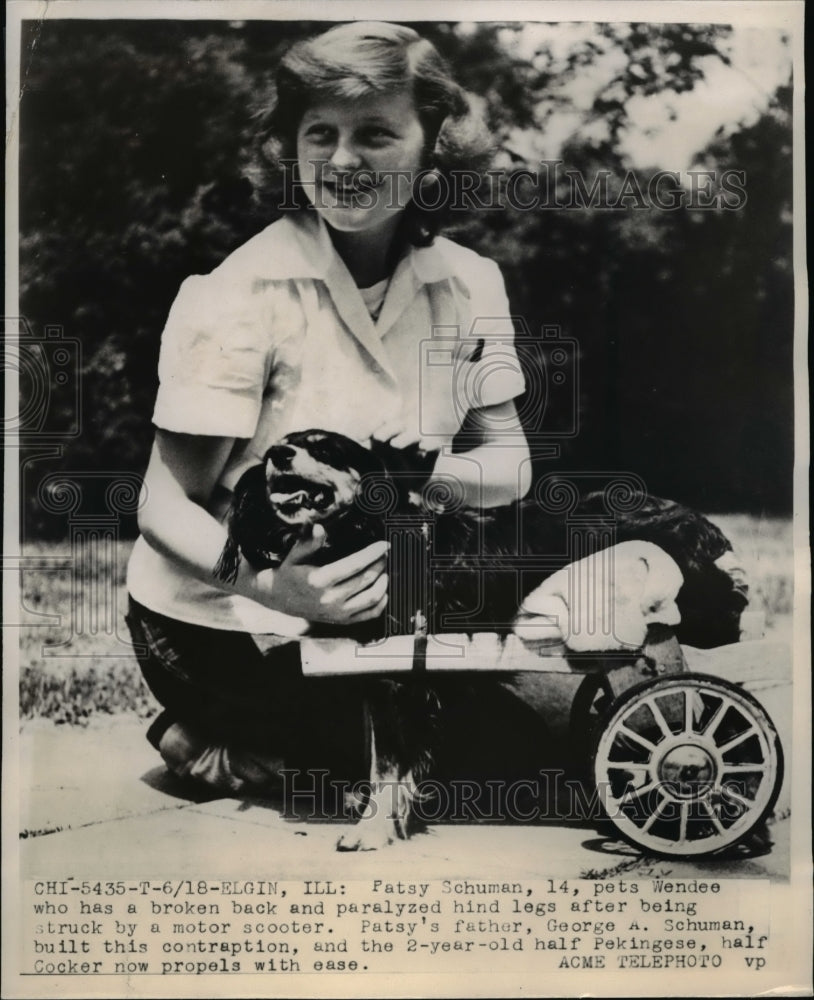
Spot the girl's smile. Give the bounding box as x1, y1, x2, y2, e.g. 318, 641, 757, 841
296, 89, 425, 238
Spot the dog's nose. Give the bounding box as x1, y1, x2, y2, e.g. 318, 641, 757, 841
267, 445, 296, 469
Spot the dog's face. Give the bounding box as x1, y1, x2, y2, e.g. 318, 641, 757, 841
214, 428, 437, 586
214, 429, 393, 583
264, 430, 386, 528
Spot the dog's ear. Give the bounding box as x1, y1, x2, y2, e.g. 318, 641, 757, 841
213, 531, 242, 584
213, 463, 269, 583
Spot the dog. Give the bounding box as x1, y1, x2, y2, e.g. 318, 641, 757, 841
214, 429, 748, 848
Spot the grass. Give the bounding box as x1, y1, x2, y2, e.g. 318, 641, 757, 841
15, 517, 795, 726
707, 514, 795, 628
16, 539, 158, 725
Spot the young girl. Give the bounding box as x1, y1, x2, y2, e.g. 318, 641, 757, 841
126, 21, 531, 794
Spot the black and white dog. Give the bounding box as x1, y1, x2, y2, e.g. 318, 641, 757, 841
214, 429, 747, 848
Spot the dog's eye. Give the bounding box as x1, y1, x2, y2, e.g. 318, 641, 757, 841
313, 446, 351, 471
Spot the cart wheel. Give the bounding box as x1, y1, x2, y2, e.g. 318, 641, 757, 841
592, 673, 783, 857
570, 660, 662, 769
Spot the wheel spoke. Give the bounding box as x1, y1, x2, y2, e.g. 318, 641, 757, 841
618, 780, 659, 806
641, 793, 670, 833
618, 723, 657, 753
679, 801, 690, 842
700, 799, 726, 834
702, 695, 733, 736
721, 787, 755, 812
644, 697, 673, 739
608, 763, 651, 779
719, 725, 759, 755
720, 761, 769, 774
684, 690, 695, 734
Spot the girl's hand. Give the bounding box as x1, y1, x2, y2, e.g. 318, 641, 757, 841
370, 416, 433, 452
251, 526, 390, 624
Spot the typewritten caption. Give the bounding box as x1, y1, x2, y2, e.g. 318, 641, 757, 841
23, 876, 772, 977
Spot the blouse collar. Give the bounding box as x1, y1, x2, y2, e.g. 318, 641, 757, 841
257, 213, 470, 382
263, 211, 470, 291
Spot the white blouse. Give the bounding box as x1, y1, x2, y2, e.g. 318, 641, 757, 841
359, 277, 389, 320
128, 212, 526, 633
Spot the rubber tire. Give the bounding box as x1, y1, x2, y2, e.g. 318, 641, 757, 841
590, 672, 784, 858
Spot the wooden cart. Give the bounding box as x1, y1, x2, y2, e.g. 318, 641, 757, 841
299, 625, 784, 858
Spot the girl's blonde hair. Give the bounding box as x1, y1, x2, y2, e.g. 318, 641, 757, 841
257, 21, 493, 245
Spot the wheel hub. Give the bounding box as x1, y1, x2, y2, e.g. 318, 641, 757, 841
658, 742, 716, 798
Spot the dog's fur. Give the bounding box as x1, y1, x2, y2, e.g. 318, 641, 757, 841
214, 429, 747, 848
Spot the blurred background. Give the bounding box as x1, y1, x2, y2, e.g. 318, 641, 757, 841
17, 17, 793, 534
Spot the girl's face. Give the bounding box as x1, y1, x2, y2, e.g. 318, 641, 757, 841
296, 89, 425, 237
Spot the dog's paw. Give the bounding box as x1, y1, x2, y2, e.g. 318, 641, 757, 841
334, 779, 414, 851
342, 786, 368, 817
335, 826, 395, 852
335, 808, 396, 851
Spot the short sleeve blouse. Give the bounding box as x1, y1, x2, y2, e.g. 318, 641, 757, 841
127, 212, 526, 633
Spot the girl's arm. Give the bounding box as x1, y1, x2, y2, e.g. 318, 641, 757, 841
431, 399, 532, 508
374, 400, 531, 508
138, 430, 389, 624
